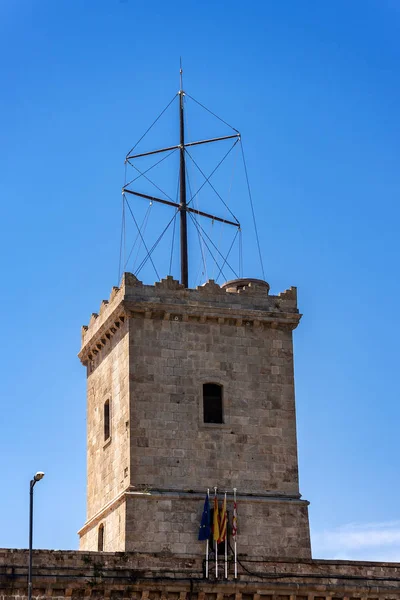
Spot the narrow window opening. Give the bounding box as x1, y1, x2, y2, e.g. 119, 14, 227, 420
98, 523, 104, 552
203, 383, 223, 423
104, 399, 110, 441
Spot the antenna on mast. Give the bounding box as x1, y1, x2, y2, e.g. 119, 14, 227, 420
179, 58, 188, 287
123, 74, 242, 288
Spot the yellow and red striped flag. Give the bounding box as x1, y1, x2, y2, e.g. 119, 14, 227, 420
232, 497, 238, 539
218, 494, 227, 543
213, 492, 220, 543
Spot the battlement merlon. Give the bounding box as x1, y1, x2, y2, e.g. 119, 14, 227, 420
78, 273, 301, 366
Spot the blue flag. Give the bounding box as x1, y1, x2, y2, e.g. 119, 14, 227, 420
198, 494, 211, 540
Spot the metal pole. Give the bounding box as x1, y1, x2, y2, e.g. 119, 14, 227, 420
214, 487, 218, 579
233, 487, 238, 580
179, 80, 188, 288
28, 480, 34, 600
224, 491, 228, 580
28, 472, 44, 600
205, 488, 209, 579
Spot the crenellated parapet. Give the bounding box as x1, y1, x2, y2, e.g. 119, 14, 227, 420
79, 274, 301, 366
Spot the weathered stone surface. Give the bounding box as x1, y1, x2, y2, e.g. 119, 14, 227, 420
78, 275, 310, 558
1, 549, 400, 599
2, 271, 396, 598
84, 321, 130, 521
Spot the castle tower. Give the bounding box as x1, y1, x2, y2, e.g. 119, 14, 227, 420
78, 273, 311, 559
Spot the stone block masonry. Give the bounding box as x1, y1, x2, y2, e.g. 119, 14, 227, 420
1, 550, 400, 600
78, 275, 310, 558
3, 275, 397, 600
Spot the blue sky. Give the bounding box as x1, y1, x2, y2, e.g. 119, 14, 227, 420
1, 0, 400, 560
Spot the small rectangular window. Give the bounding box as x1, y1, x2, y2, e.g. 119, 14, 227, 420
98, 523, 104, 551
104, 400, 110, 441
203, 383, 223, 423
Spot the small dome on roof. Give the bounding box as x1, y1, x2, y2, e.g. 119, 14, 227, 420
221, 278, 270, 294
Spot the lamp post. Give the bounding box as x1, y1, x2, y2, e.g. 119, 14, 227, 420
28, 472, 45, 600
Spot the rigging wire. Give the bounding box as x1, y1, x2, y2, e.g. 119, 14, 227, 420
240, 140, 266, 280
135, 209, 179, 277
185, 92, 239, 134
214, 140, 240, 277
127, 160, 175, 202
184, 97, 208, 285
125, 93, 178, 158
124, 148, 177, 188
169, 172, 181, 275
184, 142, 240, 279
124, 194, 160, 280
186, 139, 239, 210
118, 162, 128, 282
118, 194, 126, 283
123, 202, 152, 271
188, 212, 227, 282
184, 147, 239, 224
188, 212, 239, 279
188, 135, 238, 280
196, 218, 239, 278
130, 202, 153, 272
183, 120, 239, 282
169, 213, 177, 276
214, 227, 240, 282
186, 169, 208, 285
120, 91, 254, 286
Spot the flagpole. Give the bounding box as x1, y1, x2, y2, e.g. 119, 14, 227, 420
198, 489, 211, 579
233, 487, 238, 579
224, 491, 228, 579
206, 488, 209, 579
214, 487, 218, 579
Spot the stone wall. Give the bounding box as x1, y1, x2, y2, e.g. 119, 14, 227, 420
80, 500, 126, 553
1, 550, 400, 600
129, 317, 299, 495
85, 320, 130, 517
79, 320, 130, 551
124, 492, 310, 558
78, 274, 310, 557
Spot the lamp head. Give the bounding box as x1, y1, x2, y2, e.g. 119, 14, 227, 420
33, 471, 45, 482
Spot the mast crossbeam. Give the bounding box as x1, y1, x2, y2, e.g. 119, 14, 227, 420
124, 76, 241, 287
123, 188, 240, 228
126, 145, 179, 161
184, 133, 240, 149
187, 207, 240, 227
126, 134, 240, 161
123, 188, 179, 210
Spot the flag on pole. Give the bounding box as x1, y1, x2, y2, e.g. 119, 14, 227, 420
198, 493, 211, 540
213, 493, 220, 542
218, 494, 227, 543
232, 497, 238, 539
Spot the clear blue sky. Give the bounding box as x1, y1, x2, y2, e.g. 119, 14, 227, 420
1, 0, 400, 560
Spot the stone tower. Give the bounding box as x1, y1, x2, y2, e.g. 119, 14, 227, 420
78, 273, 311, 558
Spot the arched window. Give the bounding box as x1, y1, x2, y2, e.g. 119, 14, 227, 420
104, 399, 110, 441
203, 383, 223, 423
98, 523, 104, 552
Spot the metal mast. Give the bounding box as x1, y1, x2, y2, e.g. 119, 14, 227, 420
179, 65, 189, 287
123, 67, 242, 288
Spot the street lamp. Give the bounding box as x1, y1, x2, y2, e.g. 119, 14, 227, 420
28, 472, 45, 600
